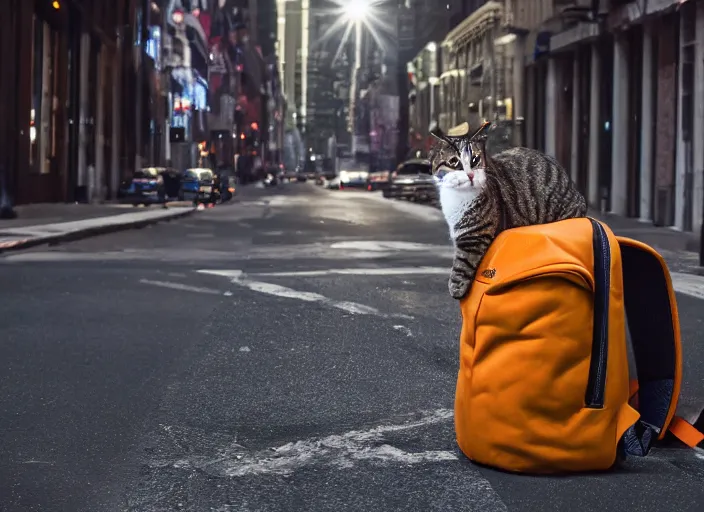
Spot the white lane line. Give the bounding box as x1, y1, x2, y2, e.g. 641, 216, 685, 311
167, 409, 457, 478
393, 325, 413, 337
256, 266, 448, 277
329, 241, 449, 252
197, 270, 413, 319
670, 272, 704, 300
139, 279, 223, 295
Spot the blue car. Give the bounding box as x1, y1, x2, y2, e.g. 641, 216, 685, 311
118, 167, 166, 206
180, 168, 216, 203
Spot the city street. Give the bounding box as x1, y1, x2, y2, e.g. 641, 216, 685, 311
1, 183, 703, 512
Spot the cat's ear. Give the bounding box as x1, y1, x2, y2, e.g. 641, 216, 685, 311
429, 123, 453, 147
430, 123, 459, 151
469, 121, 491, 142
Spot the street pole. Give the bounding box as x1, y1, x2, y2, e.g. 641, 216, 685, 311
699, 190, 704, 267
488, 22, 497, 122
349, 18, 362, 159
429, 81, 435, 128
162, 1, 171, 166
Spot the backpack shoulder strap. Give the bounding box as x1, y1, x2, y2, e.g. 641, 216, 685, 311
617, 236, 703, 449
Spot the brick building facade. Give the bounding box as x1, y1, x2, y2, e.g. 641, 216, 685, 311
0, 0, 158, 207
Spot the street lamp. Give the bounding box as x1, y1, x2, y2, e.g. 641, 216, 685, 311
343, 0, 370, 21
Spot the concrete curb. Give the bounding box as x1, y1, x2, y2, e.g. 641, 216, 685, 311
0, 207, 196, 253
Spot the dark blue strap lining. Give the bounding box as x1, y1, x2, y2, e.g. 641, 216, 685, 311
618, 242, 678, 458
587, 223, 663, 458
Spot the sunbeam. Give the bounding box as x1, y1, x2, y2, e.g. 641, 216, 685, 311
309, 0, 396, 62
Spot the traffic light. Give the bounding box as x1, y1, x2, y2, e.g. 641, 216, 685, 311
170, 127, 185, 143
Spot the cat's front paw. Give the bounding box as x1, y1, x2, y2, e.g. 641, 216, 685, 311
448, 275, 471, 300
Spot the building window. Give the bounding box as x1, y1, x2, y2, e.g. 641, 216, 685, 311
29, 15, 59, 175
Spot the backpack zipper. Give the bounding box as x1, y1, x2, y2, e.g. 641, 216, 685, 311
585, 218, 610, 408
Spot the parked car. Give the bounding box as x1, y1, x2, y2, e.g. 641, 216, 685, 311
321, 157, 336, 180
338, 168, 369, 189
296, 165, 308, 182
180, 168, 216, 203
283, 167, 298, 182
367, 168, 392, 191
118, 167, 179, 206
383, 159, 436, 202
303, 157, 319, 180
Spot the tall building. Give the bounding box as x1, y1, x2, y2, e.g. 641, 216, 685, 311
403, 0, 469, 157
274, 0, 305, 168
161, 0, 211, 170
521, 0, 703, 236
0, 0, 161, 207
307, 1, 351, 153
276, 0, 349, 158
188, 0, 284, 181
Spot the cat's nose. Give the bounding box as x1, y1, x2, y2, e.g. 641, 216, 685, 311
467, 170, 475, 179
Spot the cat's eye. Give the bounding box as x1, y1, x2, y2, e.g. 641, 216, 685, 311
448, 156, 460, 168
471, 155, 481, 167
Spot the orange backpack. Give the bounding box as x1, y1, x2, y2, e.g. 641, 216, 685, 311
455, 217, 703, 473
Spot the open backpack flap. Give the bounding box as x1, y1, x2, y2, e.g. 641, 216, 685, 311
454, 217, 703, 474
617, 236, 704, 455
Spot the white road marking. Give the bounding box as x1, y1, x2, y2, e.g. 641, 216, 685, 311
139, 279, 223, 295
670, 272, 704, 300
329, 241, 449, 252
197, 267, 704, 303
256, 266, 448, 277
393, 325, 413, 337
1, 241, 453, 262
334, 191, 444, 221
197, 270, 413, 319
167, 409, 457, 478
239, 346, 251, 352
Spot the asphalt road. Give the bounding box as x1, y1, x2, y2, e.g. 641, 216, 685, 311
1, 183, 703, 512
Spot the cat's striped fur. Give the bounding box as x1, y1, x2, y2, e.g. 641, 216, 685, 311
429, 123, 587, 300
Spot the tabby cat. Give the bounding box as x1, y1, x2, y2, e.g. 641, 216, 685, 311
429, 121, 587, 300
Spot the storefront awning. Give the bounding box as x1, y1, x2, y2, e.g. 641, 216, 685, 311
607, 0, 693, 29
443, 1, 503, 49
550, 22, 601, 53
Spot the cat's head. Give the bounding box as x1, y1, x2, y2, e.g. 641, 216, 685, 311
429, 121, 491, 191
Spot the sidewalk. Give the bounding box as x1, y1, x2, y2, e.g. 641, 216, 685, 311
0, 202, 195, 252
590, 210, 700, 254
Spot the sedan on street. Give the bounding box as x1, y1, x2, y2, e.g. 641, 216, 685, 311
382, 159, 436, 202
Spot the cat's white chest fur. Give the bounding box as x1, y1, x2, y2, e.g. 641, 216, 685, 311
437, 171, 482, 240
